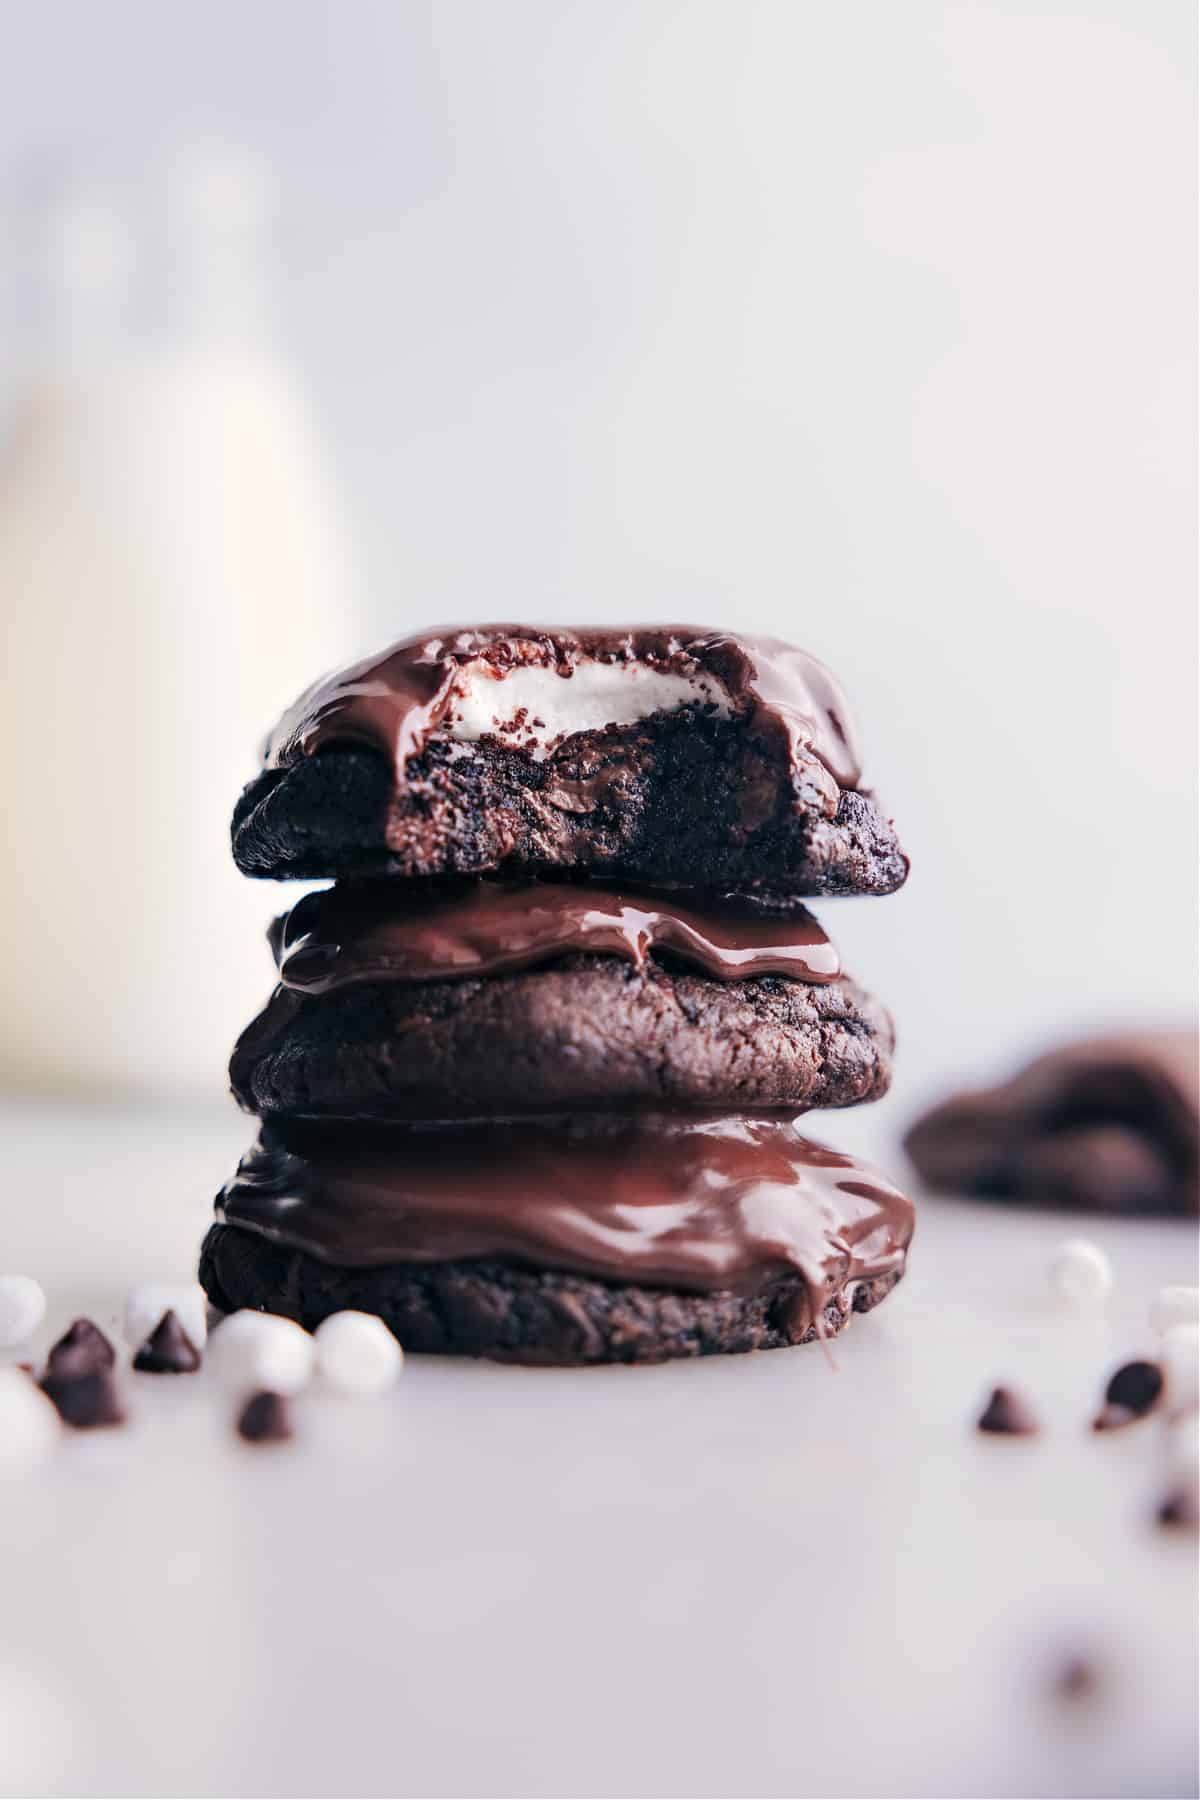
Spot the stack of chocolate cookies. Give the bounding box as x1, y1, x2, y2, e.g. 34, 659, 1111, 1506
201, 626, 914, 1365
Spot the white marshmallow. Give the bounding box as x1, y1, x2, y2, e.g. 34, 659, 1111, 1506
0, 1368, 60, 1470
0, 1276, 47, 1348
1047, 1238, 1113, 1306
1149, 1286, 1199, 1336
446, 661, 731, 760
124, 1282, 208, 1351
314, 1311, 404, 1395
208, 1310, 314, 1395
1164, 1407, 1199, 1477
1161, 1323, 1199, 1413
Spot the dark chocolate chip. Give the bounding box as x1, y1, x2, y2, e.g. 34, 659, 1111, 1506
1093, 1359, 1164, 1431
977, 1385, 1040, 1435
40, 1369, 126, 1429
236, 1390, 292, 1444
133, 1310, 201, 1375
1053, 1655, 1101, 1703
1157, 1480, 1199, 1531
45, 1317, 116, 1380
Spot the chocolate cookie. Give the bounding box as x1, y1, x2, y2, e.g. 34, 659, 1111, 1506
905, 1032, 1199, 1216
230, 958, 894, 1120
199, 1226, 903, 1366
231, 626, 908, 899
200, 1112, 914, 1364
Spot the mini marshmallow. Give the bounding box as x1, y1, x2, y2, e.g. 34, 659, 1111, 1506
0, 1277, 47, 1349
1047, 1238, 1113, 1307
314, 1311, 404, 1395
124, 1282, 208, 1351
447, 661, 731, 761
1150, 1286, 1199, 1336
209, 1311, 314, 1396
1164, 1408, 1199, 1477
1161, 1323, 1199, 1413
0, 1368, 60, 1470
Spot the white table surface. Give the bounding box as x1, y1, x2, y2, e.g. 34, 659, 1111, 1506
0, 1095, 1196, 1800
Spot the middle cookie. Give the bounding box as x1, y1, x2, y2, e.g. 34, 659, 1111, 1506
231, 881, 894, 1121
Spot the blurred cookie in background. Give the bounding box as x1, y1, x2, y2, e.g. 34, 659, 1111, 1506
905, 1032, 1198, 1216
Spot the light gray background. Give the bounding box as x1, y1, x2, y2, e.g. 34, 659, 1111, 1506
3, 0, 1194, 1118
0, 7, 1195, 1798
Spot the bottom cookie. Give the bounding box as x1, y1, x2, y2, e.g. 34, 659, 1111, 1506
199, 1222, 904, 1366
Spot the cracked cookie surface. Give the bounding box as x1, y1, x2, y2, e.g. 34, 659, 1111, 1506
231, 954, 894, 1120
232, 716, 908, 901
199, 1223, 905, 1365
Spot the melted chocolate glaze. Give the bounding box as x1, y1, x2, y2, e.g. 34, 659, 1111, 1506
261, 625, 863, 795
216, 1113, 914, 1310
270, 880, 841, 993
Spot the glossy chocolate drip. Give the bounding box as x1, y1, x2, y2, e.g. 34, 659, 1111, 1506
261, 624, 863, 794
270, 880, 841, 993
217, 1114, 914, 1309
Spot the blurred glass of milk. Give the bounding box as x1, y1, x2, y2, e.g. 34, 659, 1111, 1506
0, 148, 359, 1098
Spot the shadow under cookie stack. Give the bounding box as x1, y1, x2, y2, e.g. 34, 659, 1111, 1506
201, 625, 914, 1365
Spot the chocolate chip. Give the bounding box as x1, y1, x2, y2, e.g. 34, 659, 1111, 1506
40, 1369, 126, 1429
1092, 1359, 1164, 1431
236, 1390, 292, 1444
977, 1385, 1040, 1435
1053, 1656, 1101, 1704
1157, 1480, 1199, 1531
133, 1310, 201, 1374
45, 1318, 116, 1380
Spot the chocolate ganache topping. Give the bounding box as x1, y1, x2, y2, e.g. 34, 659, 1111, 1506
269, 880, 841, 993
217, 1113, 914, 1305
261, 624, 864, 795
